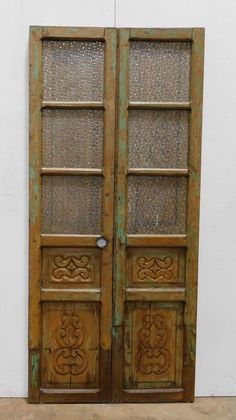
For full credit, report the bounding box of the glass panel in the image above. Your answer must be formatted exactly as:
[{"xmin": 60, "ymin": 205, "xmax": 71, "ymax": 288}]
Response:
[
  {"xmin": 129, "ymin": 42, "xmax": 191, "ymax": 102},
  {"xmin": 127, "ymin": 176, "xmax": 187, "ymax": 234},
  {"xmin": 128, "ymin": 110, "xmax": 189, "ymax": 168},
  {"xmin": 42, "ymin": 109, "xmax": 103, "ymax": 168},
  {"xmin": 43, "ymin": 41, "xmax": 104, "ymax": 101},
  {"xmin": 42, "ymin": 176, "xmax": 102, "ymax": 234}
]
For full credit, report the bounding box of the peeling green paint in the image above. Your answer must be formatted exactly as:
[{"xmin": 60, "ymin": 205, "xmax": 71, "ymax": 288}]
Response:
[{"xmin": 31, "ymin": 353, "xmax": 39, "ymax": 388}]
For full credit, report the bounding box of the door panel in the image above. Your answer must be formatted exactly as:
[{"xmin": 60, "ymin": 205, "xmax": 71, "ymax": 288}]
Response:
[
  {"xmin": 113, "ymin": 28, "xmax": 204, "ymax": 403},
  {"xmin": 29, "ymin": 26, "xmax": 204, "ymax": 403},
  {"xmin": 29, "ymin": 27, "xmax": 116, "ymax": 403},
  {"xmin": 124, "ymin": 302, "xmax": 184, "ymax": 390}
]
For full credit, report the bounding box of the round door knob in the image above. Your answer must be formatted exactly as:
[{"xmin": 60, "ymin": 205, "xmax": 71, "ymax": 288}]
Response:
[{"xmin": 96, "ymin": 237, "xmax": 107, "ymax": 248}]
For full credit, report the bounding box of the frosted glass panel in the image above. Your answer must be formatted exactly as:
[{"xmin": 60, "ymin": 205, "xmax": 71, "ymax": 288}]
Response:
[
  {"xmin": 43, "ymin": 41, "xmax": 104, "ymax": 101},
  {"xmin": 129, "ymin": 42, "xmax": 191, "ymax": 102},
  {"xmin": 42, "ymin": 109, "xmax": 103, "ymax": 168},
  {"xmin": 127, "ymin": 176, "xmax": 187, "ymax": 234},
  {"xmin": 128, "ymin": 110, "xmax": 189, "ymax": 168},
  {"xmin": 42, "ymin": 176, "xmax": 102, "ymax": 234}
]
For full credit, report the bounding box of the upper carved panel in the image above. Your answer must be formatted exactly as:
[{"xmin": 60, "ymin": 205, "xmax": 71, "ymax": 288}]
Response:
[
  {"xmin": 42, "ymin": 248, "xmax": 100, "ymax": 288},
  {"xmin": 52, "ymin": 255, "xmax": 92, "ymax": 283},
  {"xmin": 128, "ymin": 248, "xmax": 185, "ymax": 286},
  {"xmin": 136, "ymin": 255, "xmax": 176, "ymax": 283}
]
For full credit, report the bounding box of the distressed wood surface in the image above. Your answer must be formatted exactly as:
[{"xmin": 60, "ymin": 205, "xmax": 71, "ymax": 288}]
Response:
[
  {"xmin": 129, "ymin": 101, "xmax": 191, "ymax": 110},
  {"xmin": 113, "ymin": 27, "xmax": 204, "ymax": 403},
  {"xmin": 29, "ymin": 26, "xmax": 42, "ymax": 403},
  {"xmin": 112, "ymin": 28, "xmax": 130, "ymax": 402},
  {"xmin": 42, "ymin": 101, "xmax": 104, "ymax": 109},
  {"xmin": 183, "ymin": 28, "xmax": 205, "ymax": 402},
  {"xmin": 29, "ymin": 26, "xmax": 204, "ymax": 404},
  {"xmin": 29, "ymin": 26, "xmax": 116, "ymax": 403}
]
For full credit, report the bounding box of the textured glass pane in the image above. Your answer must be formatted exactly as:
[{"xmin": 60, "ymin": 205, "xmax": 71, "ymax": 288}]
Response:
[
  {"xmin": 42, "ymin": 109, "xmax": 103, "ymax": 168},
  {"xmin": 42, "ymin": 176, "xmax": 102, "ymax": 234},
  {"xmin": 128, "ymin": 110, "xmax": 189, "ymax": 168},
  {"xmin": 129, "ymin": 42, "xmax": 191, "ymax": 102},
  {"xmin": 43, "ymin": 41, "xmax": 104, "ymax": 101},
  {"xmin": 127, "ymin": 176, "xmax": 187, "ymax": 234}
]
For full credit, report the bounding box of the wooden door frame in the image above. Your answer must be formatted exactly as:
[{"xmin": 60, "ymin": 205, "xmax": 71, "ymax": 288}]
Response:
[
  {"xmin": 113, "ymin": 28, "xmax": 204, "ymax": 402},
  {"xmin": 29, "ymin": 26, "xmax": 117, "ymax": 403},
  {"xmin": 29, "ymin": 26, "xmax": 204, "ymax": 403}
]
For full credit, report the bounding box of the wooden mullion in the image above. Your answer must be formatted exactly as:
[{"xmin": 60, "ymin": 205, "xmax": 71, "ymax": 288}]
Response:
[
  {"xmin": 129, "ymin": 101, "xmax": 191, "ymax": 110},
  {"xmin": 183, "ymin": 28, "xmax": 205, "ymax": 402},
  {"xmin": 42, "ymin": 101, "xmax": 104, "ymax": 109},
  {"xmin": 29, "ymin": 26, "xmax": 42, "ymax": 403}
]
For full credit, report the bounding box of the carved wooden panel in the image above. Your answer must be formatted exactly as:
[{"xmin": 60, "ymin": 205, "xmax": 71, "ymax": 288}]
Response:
[
  {"xmin": 127, "ymin": 248, "xmax": 185, "ymax": 287},
  {"xmin": 41, "ymin": 302, "xmax": 100, "ymax": 389},
  {"xmin": 124, "ymin": 302, "xmax": 183, "ymax": 389},
  {"xmin": 42, "ymin": 248, "xmax": 100, "ymax": 288}
]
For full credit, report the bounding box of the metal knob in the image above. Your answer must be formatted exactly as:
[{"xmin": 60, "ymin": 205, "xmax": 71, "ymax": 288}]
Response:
[{"xmin": 96, "ymin": 237, "xmax": 107, "ymax": 249}]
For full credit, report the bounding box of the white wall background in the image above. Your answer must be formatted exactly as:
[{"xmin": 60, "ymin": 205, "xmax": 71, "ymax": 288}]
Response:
[{"xmin": 0, "ymin": 0, "xmax": 236, "ymax": 397}]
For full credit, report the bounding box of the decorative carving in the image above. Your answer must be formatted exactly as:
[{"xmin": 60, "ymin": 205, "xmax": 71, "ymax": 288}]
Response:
[
  {"xmin": 136, "ymin": 255, "xmax": 175, "ymax": 282},
  {"xmin": 51, "ymin": 255, "xmax": 91, "ymax": 282},
  {"xmin": 52, "ymin": 313, "xmax": 88, "ymax": 376},
  {"xmin": 137, "ymin": 313, "xmax": 171, "ymax": 375}
]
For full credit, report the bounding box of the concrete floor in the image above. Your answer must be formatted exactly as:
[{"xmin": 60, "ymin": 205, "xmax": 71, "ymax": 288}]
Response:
[{"xmin": 0, "ymin": 398, "xmax": 235, "ymax": 420}]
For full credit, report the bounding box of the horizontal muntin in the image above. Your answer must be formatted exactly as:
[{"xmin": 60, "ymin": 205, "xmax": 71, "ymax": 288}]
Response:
[
  {"xmin": 128, "ymin": 101, "xmax": 191, "ymax": 110},
  {"xmin": 128, "ymin": 168, "xmax": 189, "ymax": 176},
  {"xmin": 42, "ymin": 101, "xmax": 104, "ymax": 109},
  {"xmin": 41, "ymin": 168, "xmax": 103, "ymax": 176}
]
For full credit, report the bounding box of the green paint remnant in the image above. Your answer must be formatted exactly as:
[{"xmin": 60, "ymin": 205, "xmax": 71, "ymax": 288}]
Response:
[
  {"xmin": 34, "ymin": 184, "xmax": 39, "ymax": 195},
  {"xmin": 31, "ymin": 353, "xmax": 39, "ymax": 388},
  {"xmin": 29, "ymin": 166, "xmax": 36, "ymax": 180},
  {"xmin": 186, "ymin": 325, "xmax": 196, "ymax": 366},
  {"xmin": 33, "ymin": 46, "xmax": 39, "ymax": 81}
]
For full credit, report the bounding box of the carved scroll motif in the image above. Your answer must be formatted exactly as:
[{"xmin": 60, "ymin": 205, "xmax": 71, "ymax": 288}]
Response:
[
  {"xmin": 137, "ymin": 313, "xmax": 171, "ymax": 375},
  {"xmin": 52, "ymin": 313, "xmax": 88, "ymax": 376},
  {"xmin": 136, "ymin": 255, "xmax": 175, "ymax": 282},
  {"xmin": 51, "ymin": 255, "xmax": 91, "ymax": 282}
]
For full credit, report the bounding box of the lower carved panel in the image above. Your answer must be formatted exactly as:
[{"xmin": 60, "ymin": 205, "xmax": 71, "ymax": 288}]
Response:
[
  {"xmin": 41, "ymin": 302, "xmax": 100, "ymax": 389},
  {"xmin": 124, "ymin": 302, "xmax": 183, "ymax": 389}
]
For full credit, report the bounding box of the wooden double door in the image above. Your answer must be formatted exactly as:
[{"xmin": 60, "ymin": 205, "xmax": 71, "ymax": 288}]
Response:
[{"xmin": 29, "ymin": 27, "xmax": 204, "ymax": 403}]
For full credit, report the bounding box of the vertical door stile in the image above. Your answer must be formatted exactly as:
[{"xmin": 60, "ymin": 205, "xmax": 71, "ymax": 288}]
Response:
[
  {"xmin": 112, "ymin": 28, "xmax": 129, "ymax": 403},
  {"xmin": 183, "ymin": 28, "xmax": 204, "ymax": 401},
  {"xmin": 29, "ymin": 26, "xmax": 43, "ymax": 403},
  {"xmin": 100, "ymin": 28, "xmax": 117, "ymax": 401}
]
